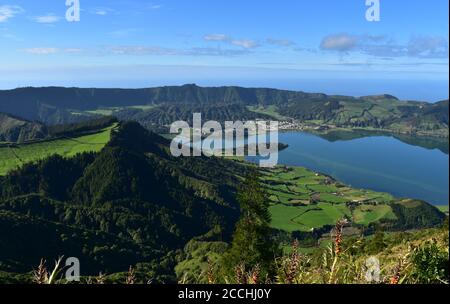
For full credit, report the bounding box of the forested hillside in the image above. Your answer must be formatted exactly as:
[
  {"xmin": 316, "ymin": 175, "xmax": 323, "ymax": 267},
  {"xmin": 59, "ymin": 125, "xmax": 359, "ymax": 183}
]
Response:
[
  {"xmin": 0, "ymin": 85, "xmax": 447, "ymax": 137},
  {"xmin": 0, "ymin": 121, "xmax": 253, "ymax": 281},
  {"xmin": 113, "ymin": 103, "xmax": 271, "ymax": 128}
]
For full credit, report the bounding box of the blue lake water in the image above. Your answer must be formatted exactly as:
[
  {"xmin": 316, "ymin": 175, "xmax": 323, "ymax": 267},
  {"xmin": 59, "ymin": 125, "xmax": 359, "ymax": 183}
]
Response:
[{"xmin": 247, "ymin": 131, "xmax": 449, "ymax": 206}]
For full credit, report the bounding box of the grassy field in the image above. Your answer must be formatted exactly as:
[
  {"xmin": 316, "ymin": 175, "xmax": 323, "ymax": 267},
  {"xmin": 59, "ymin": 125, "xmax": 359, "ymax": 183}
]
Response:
[
  {"xmin": 437, "ymin": 205, "xmax": 449, "ymax": 213},
  {"xmin": 261, "ymin": 166, "xmax": 398, "ymax": 232},
  {"xmin": 247, "ymin": 105, "xmax": 290, "ymax": 120},
  {"xmin": 72, "ymin": 105, "xmax": 156, "ymax": 117},
  {"xmin": 353, "ymin": 204, "xmax": 397, "ymax": 225},
  {"xmin": 0, "ymin": 124, "xmax": 117, "ymax": 175}
]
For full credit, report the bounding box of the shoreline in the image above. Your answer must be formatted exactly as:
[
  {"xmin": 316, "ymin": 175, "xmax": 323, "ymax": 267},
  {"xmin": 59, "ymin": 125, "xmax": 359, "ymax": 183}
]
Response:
[{"xmin": 276, "ymin": 122, "xmax": 449, "ymax": 139}]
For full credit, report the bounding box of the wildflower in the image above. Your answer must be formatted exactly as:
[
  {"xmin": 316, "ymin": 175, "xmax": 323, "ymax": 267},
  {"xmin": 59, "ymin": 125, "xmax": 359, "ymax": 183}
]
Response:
[
  {"xmin": 207, "ymin": 259, "xmax": 215, "ymax": 284},
  {"xmin": 235, "ymin": 263, "xmax": 247, "ymax": 284},
  {"xmin": 285, "ymin": 240, "xmax": 300, "ymax": 284},
  {"xmin": 390, "ymin": 261, "xmax": 402, "ymax": 285},
  {"xmin": 33, "ymin": 259, "xmax": 49, "ymax": 284},
  {"xmin": 249, "ymin": 264, "xmax": 261, "ymax": 284},
  {"xmin": 96, "ymin": 272, "xmax": 106, "ymax": 284},
  {"xmin": 126, "ymin": 265, "xmax": 136, "ymax": 284},
  {"xmin": 334, "ymin": 219, "xmax": 348, "ymax": 255}
]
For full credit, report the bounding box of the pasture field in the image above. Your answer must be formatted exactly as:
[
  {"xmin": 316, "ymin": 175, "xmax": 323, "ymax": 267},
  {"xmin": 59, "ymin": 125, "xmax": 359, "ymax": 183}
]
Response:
[
  {"xmin": 0, "ymin": 124, "xmax": 117, "ymax": 175},
  {"xmin": 247, "ymin": 105, "xmax": 290, "ymax": 121},
  {"xmin": 437, "ymin": 205, "xmax": 449, "ymax": 213},
  {"xmin": 261, "ymin": 166, "xmax": 398, "ymax": 232},
  {"xmin": 72, "ymin": 105, "xmax": 157, "ymax": 117},
  {"xmin": 353, "ymin": 204, "xmax": 397, "ymax": 225}
]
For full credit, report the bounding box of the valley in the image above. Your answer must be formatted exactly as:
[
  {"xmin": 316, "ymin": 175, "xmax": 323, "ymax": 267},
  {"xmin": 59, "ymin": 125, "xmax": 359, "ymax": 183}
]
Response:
[{"xmin": 0, "ymin": 85, "xmax": 448, "ymax": 284}]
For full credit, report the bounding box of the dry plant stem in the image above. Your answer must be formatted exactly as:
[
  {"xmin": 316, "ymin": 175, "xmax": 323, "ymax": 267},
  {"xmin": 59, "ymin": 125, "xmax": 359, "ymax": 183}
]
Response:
[
  {"xmin": 126, "ymin": 265, "xmax": 136, "ymax": 284},
  {"xmin": 285, "ymin": 240, "xmax": 300, "ymax": 284},
  {"xmin": 235, "ymin": 263, "xmax": 247, "ymax": 284},
  {"xmin": 47, "ymin": 257, "xmax": 63, "ymax": 284},
  {"xmin": 207, "ymin": 258, "xmax": 215, "ymax": 284},
  {"xmin": 249, "ymin": 264, "xmax": 260, "ymax": 284},
  {"xmin": 33, "ymin": 259, "xmax": 48, "ymax": 284},
  {"xmin": 328, "ymin": 218, "xmax": 348, "ymax": 284}
]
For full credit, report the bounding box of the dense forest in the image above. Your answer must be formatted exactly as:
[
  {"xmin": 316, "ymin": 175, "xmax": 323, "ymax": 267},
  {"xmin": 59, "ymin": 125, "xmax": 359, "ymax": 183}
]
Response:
[
  {"xmin": 114, "ymin": 103, "xmax": 271, "ymax": 128},
  {"xmin": 0, "ymin": 121, "xmax": 255, "ymax": 281}
]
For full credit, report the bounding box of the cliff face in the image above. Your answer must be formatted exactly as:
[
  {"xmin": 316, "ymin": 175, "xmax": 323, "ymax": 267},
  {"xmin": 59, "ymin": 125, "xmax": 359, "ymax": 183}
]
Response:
[{"xmin": 0, "ymin": 112, "xmax": 48, "ymax": 143}]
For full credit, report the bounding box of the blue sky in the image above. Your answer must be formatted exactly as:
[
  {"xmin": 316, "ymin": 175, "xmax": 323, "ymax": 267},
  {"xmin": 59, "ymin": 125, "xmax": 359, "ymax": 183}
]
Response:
[{"xmin": 0, "ymin": 0, "xmax": 448, "ymax": 100}]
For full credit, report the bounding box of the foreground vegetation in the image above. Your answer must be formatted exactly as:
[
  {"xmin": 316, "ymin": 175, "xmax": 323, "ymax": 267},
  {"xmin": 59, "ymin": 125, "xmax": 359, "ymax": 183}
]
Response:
[
  {"xmin": 3, "ymin": 175, "xmax": 447, "ymax": 285},
  {"xmin": 176, "ymin": 173, "xmax": 448, "ymax": 284},
  {"xmin": 176, "ymin": 221, "xmax": 449, "ymax": 285},
  {"xmin": 0, "ymin": 124, "xmax": 116, "ymax": 175}
]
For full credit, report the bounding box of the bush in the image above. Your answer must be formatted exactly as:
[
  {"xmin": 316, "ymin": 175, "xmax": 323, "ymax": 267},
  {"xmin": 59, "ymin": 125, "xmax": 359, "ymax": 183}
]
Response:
[{"xmin": 411, "ymin": 241, "xmax": 449, "ymax": 284}]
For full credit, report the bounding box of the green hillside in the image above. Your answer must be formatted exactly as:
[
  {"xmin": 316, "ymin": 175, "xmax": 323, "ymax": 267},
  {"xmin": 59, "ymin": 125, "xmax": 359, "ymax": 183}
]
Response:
[
  {"xmin": 0, "ymin": 85, "xmax": 447, "ymax": 137},
  {"xmin": 0, "ymin": 122, "xmax": 248, "ymax": 280},
  {"xmin": 0, "ymin": 124, "xmax": 117, "ymax": 176},
  {"xmin": 248, "ymin": 98, "xmax": 449, "ymax": 137}
]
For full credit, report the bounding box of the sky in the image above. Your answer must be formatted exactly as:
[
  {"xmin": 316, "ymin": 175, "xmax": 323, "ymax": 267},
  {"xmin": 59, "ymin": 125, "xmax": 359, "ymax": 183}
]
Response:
[{"xmin": 0, "ymin": 0, "xmax": 448, "ymax": 101}]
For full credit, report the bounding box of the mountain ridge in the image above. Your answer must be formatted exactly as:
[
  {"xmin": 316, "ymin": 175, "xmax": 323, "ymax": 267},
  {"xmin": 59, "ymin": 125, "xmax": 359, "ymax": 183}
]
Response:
[
  {"xmin": 0, "ymin": 121, "xmax": 246, "ymax": 279},
  {"xmin": 1, "ymin": 85, "xmax": 447, "ymax": 138}
]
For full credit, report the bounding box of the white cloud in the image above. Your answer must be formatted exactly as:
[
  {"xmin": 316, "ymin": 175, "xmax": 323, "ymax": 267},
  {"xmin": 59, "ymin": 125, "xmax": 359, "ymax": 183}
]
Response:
[
  {"xmin": 94, "ymin": 9, "xmax": 108, "ymax": 16},
  {"xmin": 23, "ymin": 48, "xmax": 83, "ymax": 55},
  {"xmin": 320, "ymin": 34, "xmax": 359, "ymax": 52},
  {"xmin": 24, "ymin": 47, "xmax": 85, "ymax": 55},
  {"xmin": 266, "ymin": 38, "xmax": 295, "ymax": 47},
  {"xmin": 320, "ymin": 33, "xmax": 449, "ymax": 59},
  {"xmin": 205, "ymin": 34, "xmax": 295, "ymax": 49},
  {"xmin": 107, "ymin": 46, "xmax": 178, "ymax": 56},
  {"xmin": 33, "ymin": 14, "xmax": 61, "ymax": 24},
  {"xmin": 104, "ymin": 45, "xmax": 249, "ymax": 57},
  {"xmin": 204, "ymin": 34, "xmax": 230, "ymax": 42},
  {"xmin": 20, "ymin": 44, "xmax": 250, "ymax": 58},
  {"xmin": 64, "ymin": 48, "xmax": 83, "ymax": 53},
  {"xmin": 407, "ymin": 36, "xmax": 449, "ymax": 59},
  {"xmin": 0, "ymin": 5, "xmax": 23, "ymax": 22},
  {"xmin": 147, "ymin": 4, "xmax": 162, "ymax": 10},
  {"xmin": 186, "ymin": 47, "xmax": 250, "ymax": 57},
  {"xmin": 24, "ymin": 48, "xmax": 59, "ymax": 55},
  {"xmin": 204, "ymin": 34, "xmax": 259, "ymax": 49},
  {"xmin": 231, "ymin": 39, "xmax": 259, "ymax": 49},
  {"xmin": 91, "ymin": 7, "xmax": 116, "ymax": 16}
]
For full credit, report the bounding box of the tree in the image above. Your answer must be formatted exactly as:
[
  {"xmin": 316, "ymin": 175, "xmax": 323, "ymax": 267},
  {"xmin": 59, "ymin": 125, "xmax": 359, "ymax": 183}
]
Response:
[{"xmin": 220, "ymin": 171, "xmax": 279, "ymax": 282}]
